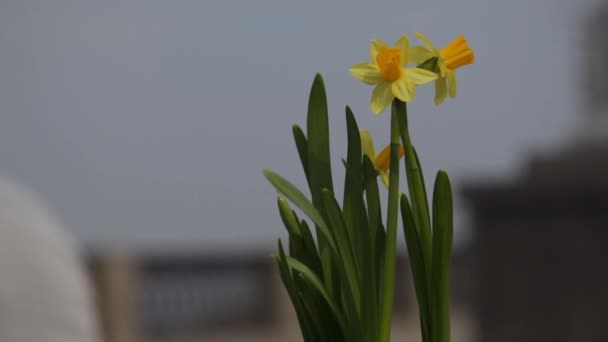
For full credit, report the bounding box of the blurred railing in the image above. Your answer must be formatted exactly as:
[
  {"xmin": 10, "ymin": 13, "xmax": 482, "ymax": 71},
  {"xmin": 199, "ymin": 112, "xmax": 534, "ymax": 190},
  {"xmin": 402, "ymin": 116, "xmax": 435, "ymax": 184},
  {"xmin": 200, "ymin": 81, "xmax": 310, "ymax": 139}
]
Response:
[{"xmin": 86, "ymin": 251, "xmax": 475, "ymax": 342}]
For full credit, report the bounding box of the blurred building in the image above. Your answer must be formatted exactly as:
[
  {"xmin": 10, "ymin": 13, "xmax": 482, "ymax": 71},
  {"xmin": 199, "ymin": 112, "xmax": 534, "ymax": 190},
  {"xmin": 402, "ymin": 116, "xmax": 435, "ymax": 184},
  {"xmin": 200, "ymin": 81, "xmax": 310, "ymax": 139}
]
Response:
[
  {"xmin": 465, "ymin": 148, "xmax": 608, "ymax": 342},
  {"xmin": 87, "ymin": 252, "xmax": 477, "ymax": 342},
  {"xmin": 464, "ymin": 3, "xmax": 608, "ymax": 342}
]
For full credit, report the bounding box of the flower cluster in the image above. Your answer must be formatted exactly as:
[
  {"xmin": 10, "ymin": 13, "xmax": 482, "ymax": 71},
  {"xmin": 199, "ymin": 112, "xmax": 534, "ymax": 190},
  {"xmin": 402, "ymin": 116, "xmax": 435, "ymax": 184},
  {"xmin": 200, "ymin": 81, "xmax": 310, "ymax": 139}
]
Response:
[
  {"xmin": 266, "ymin": 30, "xmax": 474, "ymax": 342},
  {"xmin": 350, "ymin": 33, "xmax": 475, "ymax": 113}
]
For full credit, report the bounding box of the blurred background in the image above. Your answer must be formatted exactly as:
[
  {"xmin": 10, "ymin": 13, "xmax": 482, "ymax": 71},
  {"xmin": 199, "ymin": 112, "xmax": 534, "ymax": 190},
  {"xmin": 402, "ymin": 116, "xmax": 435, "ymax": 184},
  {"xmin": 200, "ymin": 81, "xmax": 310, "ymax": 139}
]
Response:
[{"xmin": 0, "ymin": 0, "xmax": 607, "ymax": 341}]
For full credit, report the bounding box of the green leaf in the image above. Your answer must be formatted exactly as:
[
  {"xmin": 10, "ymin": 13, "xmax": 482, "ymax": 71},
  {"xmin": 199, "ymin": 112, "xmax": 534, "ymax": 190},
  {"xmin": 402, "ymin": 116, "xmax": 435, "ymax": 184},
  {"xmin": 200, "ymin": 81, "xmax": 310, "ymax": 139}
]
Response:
[
  {"xmin": 363, "ymin": 155, "xmax": 382, "ymax": 241},
  {"xmin": 398, "ymin": 109, "xmax": 433, "ymax": 274},
  {"xmin": 285, "ymin": 256, "xmax": 347, "ymax": 332},
  {"xmin": 431, "ymin": 170, "xmax": 454, "ymax": 342},
  {"xmin": 293, "ymin": 273, "xmax": 338, "ymax": 342},
  {"xmin": 321, "ymin": 188, "xmax": 361, "ymax": 317},
  {"xmin": 342, "ymin": 106, "xmax": 364, "ymax": 268},
  {"xmin": 278, "ymin": 197, "xmax": 302, "ymax": 237},
  {"xmin": 305, "ymin": 74, "xmax": 336, "ymax": 300},
  {"xmin": 363, "ymin": 155, "xmax": 385, "ymax": 316},
  {"xmin": 278, "ymin": 198, "xmax": 320, "ymax": 275},
  {"xmin": 274, "ymin": 240, "xmax": 319, "ymax": 342},
  {"xmin": 344, "ymin": 107, "xmax": 377, "ymax": 341},
  {"xmin": 401, "ymin": 194, "xmax": 431, "ymax": 342},
  {"xmin": 374, "ymin": 223, "xmax": 386, "ymax": 312},
  {"xmin": 413, "ymin": 147, "xmax": 431, "ymax": 230},
  {"xmin": 264, "ymin": 170, "xmax": 338, "ymax": 255},
  {"xmin": 293, "ymin": 124, "xmax": 310, "ymax": 185},
  {"xmin": 306, "ymin": 73, "xmax": 334, "ymax": 204},
  {"xmin": 298, "ymin": 219, "xmax": 323, "ymax": 276}
]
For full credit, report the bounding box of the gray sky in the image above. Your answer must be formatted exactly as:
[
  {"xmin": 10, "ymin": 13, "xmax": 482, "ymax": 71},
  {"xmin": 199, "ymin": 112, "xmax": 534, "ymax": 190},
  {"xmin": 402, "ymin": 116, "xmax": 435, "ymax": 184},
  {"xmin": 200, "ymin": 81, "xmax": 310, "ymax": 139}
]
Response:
[{"xmin": 0, "ymin": 0, "xmax": 595, "ymax": 253}]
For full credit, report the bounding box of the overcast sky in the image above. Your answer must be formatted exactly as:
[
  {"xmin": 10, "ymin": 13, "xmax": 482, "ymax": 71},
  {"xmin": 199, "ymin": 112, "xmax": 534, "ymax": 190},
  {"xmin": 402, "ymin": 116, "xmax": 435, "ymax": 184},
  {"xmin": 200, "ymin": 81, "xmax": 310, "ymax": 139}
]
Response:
[{"xmin": 0, "ymin": 0, "xmax": 598, "ymax": 253}]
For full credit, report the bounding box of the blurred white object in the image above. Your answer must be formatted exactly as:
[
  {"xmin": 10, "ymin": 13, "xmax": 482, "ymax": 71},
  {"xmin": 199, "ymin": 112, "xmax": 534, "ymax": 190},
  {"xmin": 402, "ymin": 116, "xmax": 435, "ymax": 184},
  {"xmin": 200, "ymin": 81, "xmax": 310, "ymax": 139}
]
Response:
[{"xmin": 0, "ymin": 178, "xmax": 99, "ymax": 342}]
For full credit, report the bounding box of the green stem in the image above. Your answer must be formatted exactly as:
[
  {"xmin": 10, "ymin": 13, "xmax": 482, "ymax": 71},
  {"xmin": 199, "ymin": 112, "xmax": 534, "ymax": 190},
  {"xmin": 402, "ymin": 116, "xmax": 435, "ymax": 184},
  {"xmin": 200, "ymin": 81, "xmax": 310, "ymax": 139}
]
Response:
[{"xmin": 378, "ymin": 99, "xmax": 403, "ymax": 342}]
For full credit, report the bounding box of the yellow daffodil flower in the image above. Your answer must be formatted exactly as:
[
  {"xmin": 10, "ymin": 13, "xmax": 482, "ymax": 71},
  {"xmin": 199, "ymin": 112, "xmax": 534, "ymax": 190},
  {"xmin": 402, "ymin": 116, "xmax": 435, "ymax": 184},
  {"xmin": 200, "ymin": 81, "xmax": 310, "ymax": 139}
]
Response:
[
  {"xmin": 410, "ymin": 33, "xmax": 475, "ymax": 105},
  {"xmin": 350, "ymin": 34, "xmax": 438, "ymax": 114},
  {"xmin": 360, "ymin": 130, "xmax": 405, "ymax": 188}
]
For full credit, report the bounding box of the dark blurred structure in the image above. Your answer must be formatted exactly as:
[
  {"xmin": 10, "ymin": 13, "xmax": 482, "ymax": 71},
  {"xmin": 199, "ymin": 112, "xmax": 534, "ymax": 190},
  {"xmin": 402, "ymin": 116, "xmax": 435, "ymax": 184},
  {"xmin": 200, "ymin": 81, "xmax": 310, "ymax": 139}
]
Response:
[
  {"xmin": 88, "ymin": 253, "xmax": 276, "ymax": 342},
  {"xmin": 464, "ymin": 145, "xmax": 608, "ymax": 342},
  {"xmin": 464, "ymin": 4, "xmax": 608, "ymax": 341},
  {"xmin": 584, "ymin": 1, "xmax": 608, "ymax": 118},
  {"xmin": 87, "ymin": 252, "xmax": 475, "ymax": 342},
  {"xmin": 137, "ymin": 255, "xmax": 275, "ymax": 335}
]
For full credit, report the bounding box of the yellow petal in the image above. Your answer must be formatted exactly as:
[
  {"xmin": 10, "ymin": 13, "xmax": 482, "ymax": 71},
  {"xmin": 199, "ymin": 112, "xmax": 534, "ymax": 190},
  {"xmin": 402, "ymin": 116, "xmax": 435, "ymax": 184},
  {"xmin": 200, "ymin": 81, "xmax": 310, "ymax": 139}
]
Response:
[
  {"xmin": 394, "ymin": 34, "xmax": 410, "ymax": 66},
  {"xmin": 380, "ymin": 172, "xmax": 389, "ymax": 189},
  {"xmin": 415, "ymin": 32, "xmax": 439, "ymax": 54},
  {"xmin": 410, "ymin": 46, "xmax": 434, "ymax": 64},
  {"xmin": 391, "ymin": 78, "xmax": 413, "ymax": 102},
  {"xmin": 447, "ymin": 70, "xmax": 457, "ymax": 98},
  {"xmin": 371, "ymin": 82, "xmax": 394, "ymax": 114},
  {"xmin": 359, "ymin": 129, "xmax": 377, "ymax": 160},
  {"xmin": 370, "ymin": 39, "xmax": 388, "ymax": 62},
  {"xmin": 441, "ymin": 36, "xmax": 475, "ymax": 70},
  {"xmin": 350, "ymin": 63, "xmax": 383, "ymax": 85},
  {"xmin": 377, "ymin": 144, "xmax": 406, "ymax": 189},
  {"xmin": 375, "ymin": 144, "xmax": 406, "ymax": 171},
  {"xmin": 434, "ymin": 78, "xmax": 447, "ymax": 105},
  {"xmin": 407, "ymin": 81, "xmax": 417, "ymax": 100},
  {"xmin": 405, "ymin": 68, "xmax": 438, "ymax": 85}
]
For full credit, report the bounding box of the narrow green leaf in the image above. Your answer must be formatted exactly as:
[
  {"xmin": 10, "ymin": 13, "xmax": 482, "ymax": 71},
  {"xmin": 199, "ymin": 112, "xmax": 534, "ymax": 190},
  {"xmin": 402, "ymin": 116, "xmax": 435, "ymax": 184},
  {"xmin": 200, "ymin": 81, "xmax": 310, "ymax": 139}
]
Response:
[
  {"xmin": 431, "ymin": 171, "xmax": 454, "ymax": 342},
  {"xmin": 374, "ymin": 222, "xmax": 386, "ymax": 315},
  {"xmin": 306, "ymin": 73, "xmax": 334, "ymax": 204},
  {"xmin": 340, "ymin": 284, "xmax": 361, "ymax": 342},
  {"xmin": 278, "ymin": 197, "xmax": 322, "ymax": 276},
  {"xmin": 413, "ymin": 147, "xmax": 431, "ymax": 229},
  {"xmin": 285, "ymin": 256, "xmax": 347, "ymax": 332},
  {"xmin": 293, "ymin": 124, "xmax": 310, "ymax": 185},
  {"xmin": 277, "ymin": 197, "xmax": 308, "ymax": 265},
  {"xmin": 363, "ymin": 155, "xmax": 385, "ymax": 318},
  {"xmin": 363, "ymin": 155, "xmax": 382, "ymax": 241},
  {"xmin": 397, "ymin": 108, "xmax": 433, "ymax": 274},
  {"xmin": 275, "ymin": 240, "xmax": 318, "ymax": 342},
  {"xmin": 343, "ymin": 106, "xmax": 377, "ymax": 334},
  {"xmin": 401, "ymin": 194, "xmax": 432, "ymax": 342},
  {"xmin": 342, "ymin": 106, "xmax": 364, "ymax": 269},
  {"xmin": 287, "ymin": 237, "xmax": 341, "ymax": 341},
  {"xmin": 278, "ymin": 197, "xmax": 302, "ymax": 237},
  {"xmin": 305, "ymin": 74, "xmax": 336, "ymax": 300},
  {"xmin": 343, "ymin": 106, "xmax": 362, "ymax": 187},
  {"xmin": 298, "ymin": 219, "xmax": 323, "ymax": 276},
  {"xmin": 294, "ymin": 273, "xmax": 338, "ymax": 342},
  {"xmin": 321, "ymin": 188, "xmax": 361, "ymax": 316},
  {"xmin": 266, "ymin": 172, "xmax": 339, "ymax": 299},
  {"xmin": 360, "ymin": 154, "xmax": 380, "ymax": 340},
  {"xmin": 263, "ymin": 169, "xmax": 338, "ymax": 254}
]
